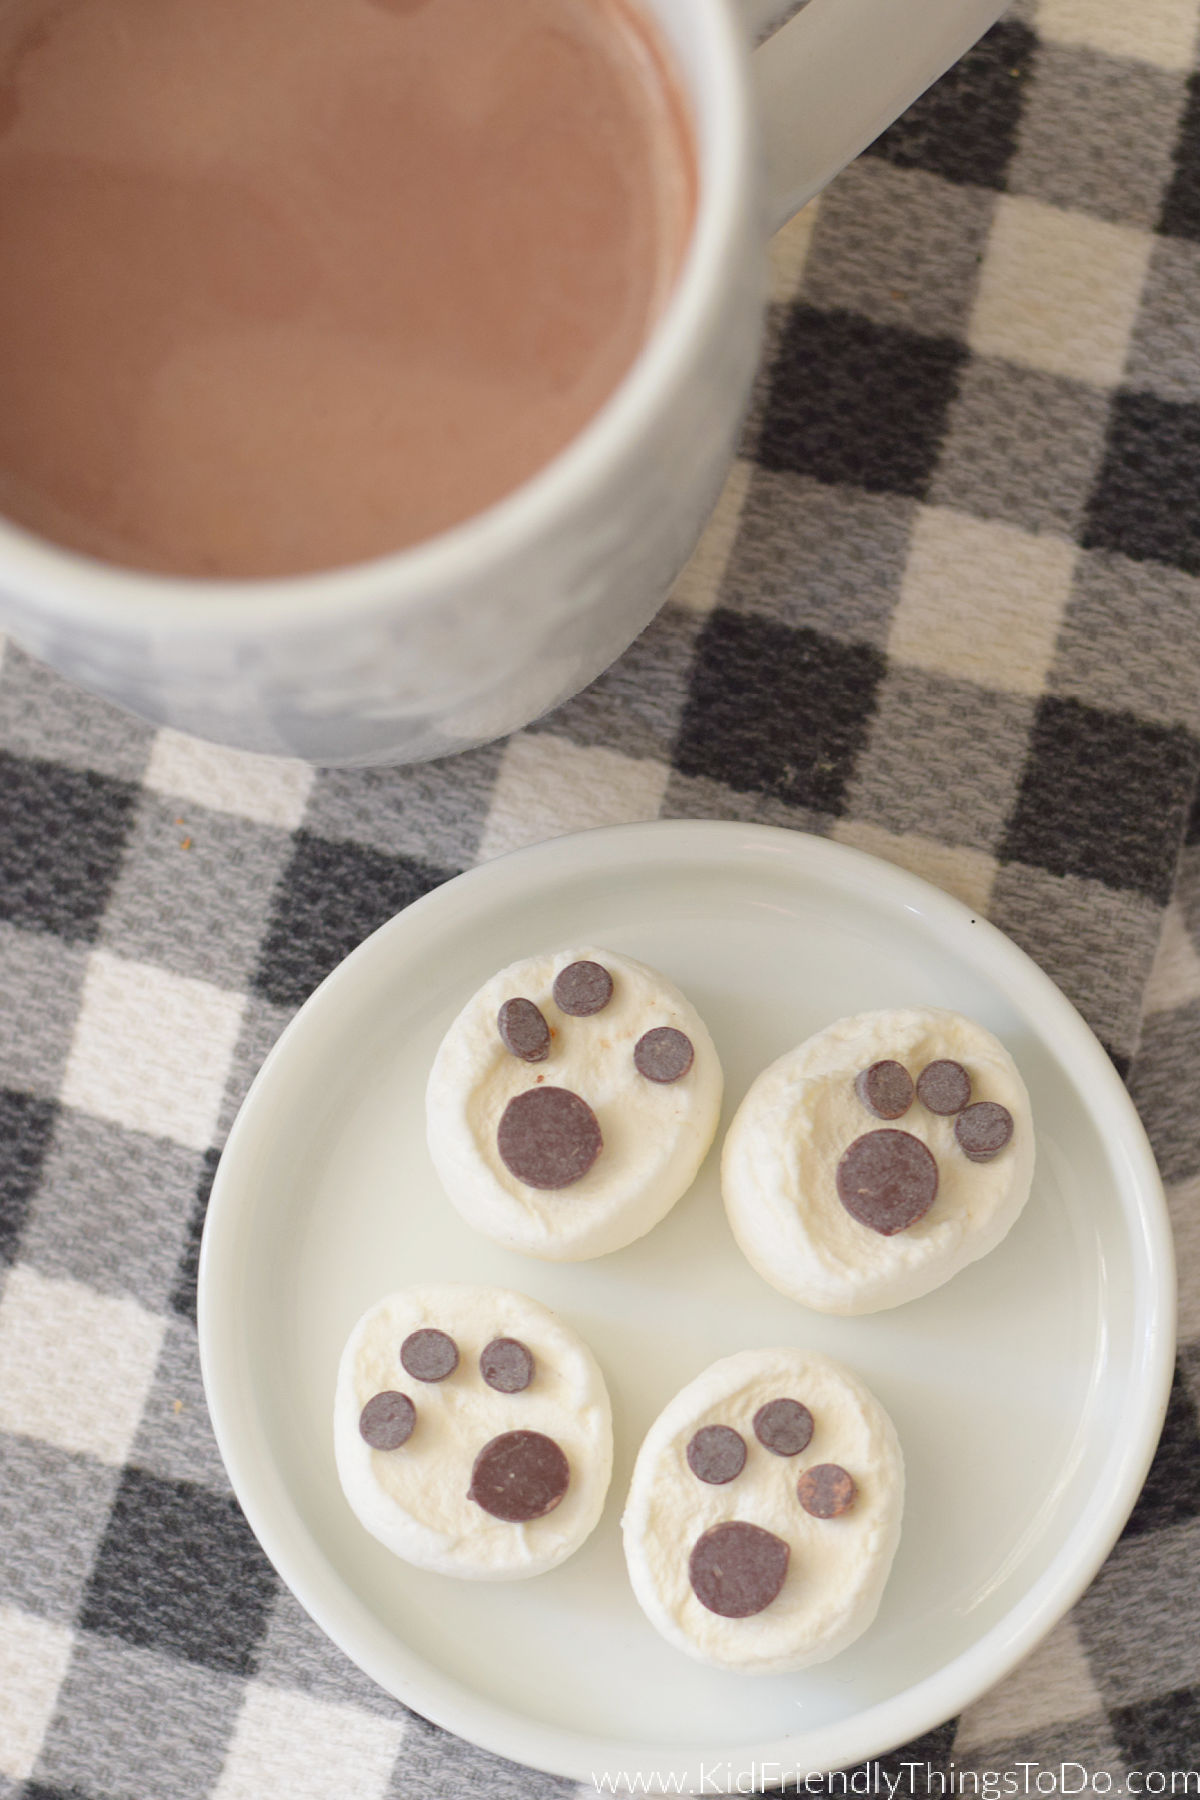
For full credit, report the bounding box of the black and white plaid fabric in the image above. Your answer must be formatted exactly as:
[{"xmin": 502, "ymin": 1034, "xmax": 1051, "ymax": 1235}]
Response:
[{"xmin": 3, "ymin": 1, "xmax": 1200, "ymax": 1793}]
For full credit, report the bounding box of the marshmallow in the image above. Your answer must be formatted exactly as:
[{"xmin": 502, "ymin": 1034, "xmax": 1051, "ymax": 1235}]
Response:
[
  {"xmin": 334, "ymin": 1284, "xmax": 612, "ymax": 1579},
  {"xmin": 622, "ymin": 1347, "xmax": 904, "ymax": 1672},
  {"xmin": 722, "ymin": 1007, "xmax": 1035, "ymax": 1314},
  {"xmin": 426, "ymin": 947, "xmax": 723, "ymax": 1260}
]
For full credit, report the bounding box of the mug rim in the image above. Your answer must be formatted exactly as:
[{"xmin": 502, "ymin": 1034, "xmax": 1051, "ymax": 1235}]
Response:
[{"xmin": 0, "ymin": 0, "xmax": 757, "ymax": 635}]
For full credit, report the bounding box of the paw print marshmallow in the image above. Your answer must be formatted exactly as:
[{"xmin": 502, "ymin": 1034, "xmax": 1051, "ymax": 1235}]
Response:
[
  {"xmin": 721, "ymin": 1006, "xmax": 1035, "ymax": 1314},
  {"xmin": 426, "ymin": 948, "xmax": 723, "ymax": 1260},
  {"xmin": 334, "ymin": 1284, "xmax": 612, "ymax": 1578},
  {"xmin": 622, "ymin": 1347, "xmax": 904, "ymax": 1672}
]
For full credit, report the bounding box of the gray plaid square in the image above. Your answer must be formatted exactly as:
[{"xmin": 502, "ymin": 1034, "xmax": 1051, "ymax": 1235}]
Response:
[
  {"xmin": 1177, "ymin": 841, "xmax": 1200, "ymax": 953},
  {"xmin": 18, "ymin": 1113, "xmax": 202, "ymax": 1310},
  {"xmin": 721, "ymin": 470, "xmax": 915, "ymax": 650},
  {"xmin": 36, "ymin": 1636, "xmax": 243, "ymax": 1800},
  {"xmin": 1008, "ymin": 44, "xmax": 1184, "ymax": 228},
  {"xmin": 798, "ymin": 159, "xmax": 996, "ymax": 342},
  {"xmin": 989, "ymin": 863, "xmax": 1164, "ymax": 1057},
  {"xmin": 214, "ymin": 993, "xmax": 299, "ymax": 1143},
  {"xmin": 662, "ymin": 768, "xmax": 827, "ymax": 833},
  {"xmin": 0, "ymin": 1436, "xmax": 119, "ymax": 1624},
  {"xmin": 255, "ymin": 1588, "xmax": 413, "ymax": 1717},
  {"xmin": 128, "ymin": 1316, "xmax": 233, "ymax": 1491},
  {"xmin": 306, "ymin": 742, "xmax": 505, "ymax": 866},
  {"xmin": 1125, "ymin": 236, "xmax": 1200, "ymax": 405},
  {"xmin": 1183, "ymin": 1337, "xmax": 1200, "ymax": 1420},
  {"xmin": 929, "ymin": 357, "xmax": 1112, "ymax": 538},
  {"xmin": 98, "ymin": 794, "xmax": 295, "ymax": 991},
  {"xmin": 1050, "ymin": 550, "xmax": 1200, "ymax": 732},
  {"xmin": 0, "ymin": 925, "xmax": 91, "ymax": 1102},
  {"xmin": 952, "ymin": 1717, "xmax": 1128, "ymax": 1788},
  {"xmin": 955, "ymin": 1618, "xmax": 1105, "ymax": 1753},
  {"xmin": 387, "ymin": 1709, "xmax": 574, "ymax": 1800},
  {"xmin": 844, "ymin": 670, "xmax": 1035, "ymax": 853},
  {"xmin": 0, "ymin": 646, "xmax": 154, "ymax": 784},
  {"xmin": 1072, "ymin": 1518, "xmax": 1200, "ymax": 1708},
  {"xmin": 1128, "ymin": 999, "xmax": 1200, "ymax": 1184},
  {"xmin": 517, "ymin": 603, "xmax": 696, "ymax": 761}
]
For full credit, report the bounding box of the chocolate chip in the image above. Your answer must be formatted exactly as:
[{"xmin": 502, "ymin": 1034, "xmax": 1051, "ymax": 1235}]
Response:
[
  {"xmin": 496, "ymin": 1086, "xmax": 602, "ymax": 1188},
  {"xmin": 955, "ymin": 1100, "xmax": 1014, "ymax": 1162},
  {"xmin": 688, "ymin": 1521, "xmax": 789, "ymax": 1618},
  {"xmin": 836, "ymin": 1129, "xmax": 938, "ymax": 1235},
  {"xmin": 855, "ymin": 1060, "xmax": 914, "ymax": 1120},
  {"xmin": 753, "ymin": 1398, "xmax": 814, "ymax": 1457},
  {"xmin": 358, "ymin": 1390, "xmax": 415, "ymax": 1450},
  {"xmin": 480, "ymin": 1337, "xmax": 534, "ymax": 1393},
  {"xmin": 686, "ymin": 1424, "xmax": 747, "ymax": 1484},
  {"xmin": 467, "ymin": 1429, "xmax": 569, "ymax": 1522},
  {"xmin": 797, "ymin": 1463, "xmax": 857, "ymax": 1518},
  {"xmin": 497, "ymin": 997, "xmax": 550, "ymax": 1063},
  {"xmin": 400, "ymin": 1328, "xmax": 459, "ymax": 1382},
  {"xmin": 552, "ymin": 960, "xmax": 613, "ymax": 1016},
  {"xmin": 633, "ymin": 1026, "xmax": 694, "ymax": 1083},
  {"xmin": 917, "ymin": 1059, "xmax": 971, "ymax": 1114}
]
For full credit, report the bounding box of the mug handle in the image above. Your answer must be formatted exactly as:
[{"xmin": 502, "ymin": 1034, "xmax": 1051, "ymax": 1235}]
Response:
[{"xmin": 746, "ymin": 0, "xmax": 1012, "ymax": 229}]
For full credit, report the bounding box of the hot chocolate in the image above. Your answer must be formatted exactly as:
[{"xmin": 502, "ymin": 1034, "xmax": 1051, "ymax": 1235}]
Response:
[{"xmin": 0, "ymin": 0, "xmax": 695, "ymax": 577}]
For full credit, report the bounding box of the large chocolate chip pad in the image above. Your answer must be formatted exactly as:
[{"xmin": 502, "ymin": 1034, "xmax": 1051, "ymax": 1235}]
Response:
[
  {"xmin": 496, "ymin": 1086, "xmax": 603, "ymax": 1188},
  {"xmin": 836, "ymin": 1129, "xmax": 938, "ymax": 1235},
  {"xmin": 468, "ymin": 1429, "xmax": 570, "ymax": 1522},
  {"xmin": 688, "ymin": 1521, "xmax": 790, "ymax": 1618}
]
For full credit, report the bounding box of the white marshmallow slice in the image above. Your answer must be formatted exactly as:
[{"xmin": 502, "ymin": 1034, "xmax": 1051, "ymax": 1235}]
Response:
[
  {"xmin": 334, "ymin": 1283, "xmax": 612, "ymax": 1579},
  {"xmin": 623, "ymin": 1347, "xmax": 904, "ymax": 1673},
  {"xmin": 426, "ymin": 947, "xmax": 723, "ymax": 1260},
  {"xmin": 722, "ymin": 1007, "xmax": 1035, "ymax": 1315}
]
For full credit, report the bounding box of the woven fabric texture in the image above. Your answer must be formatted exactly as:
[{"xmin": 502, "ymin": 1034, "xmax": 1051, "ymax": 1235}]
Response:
[{"xmin": 2, "ymin": 1, "xmax": 1200, "ymax": 1794}]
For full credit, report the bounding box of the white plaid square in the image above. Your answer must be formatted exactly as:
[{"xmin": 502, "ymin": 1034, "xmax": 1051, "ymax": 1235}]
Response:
[
  {"xmin": 0, "ymin": 1264, "xmax": 164, "ymax": 1465},
  {"xmin": 144, "ymin": 729, "xmax": 315, "ymax": 831},
  {"xmin": 670, "ymin": 457, "xmax": 754, "ymax": 616},
  {"xmin": 0, "ymin": 1602, "xmax": 74, "ymax": 1780},
  {"xmin": 830, "ymin": 821, "xmax": 997, "ymax": 914},
  {"xmin": 476, "ymin": 733, "xmax": 668, "ymax": 862},
  {"xmin": 1145, "ymin": 899, "xmax": 1200, "ymax": 1015},
  {"xmin": 768, "ymin": 197, "xmax": 821, "ymax": 303},
  {"xmin": 1036, "ymin": 0, "xmax": 1200, "ymax": 71},
  {"xmin": 969, "ymin": 195, "xmax": 1152, "ymax": 388},
  {"xmin": 890, "ymin": 507, "xmax": 1077, "ymax": 698},
  {"xmin": 1168, "ymin": 1172, "xmax": 1200, "ymax": 1344},
  {"xmin": 60, "ymin": 949, "xmax": 244, "ymax": 1150},
  {"xmin": 212, "ymin": 1682, "xmax": 405, "ymax": 1800}
]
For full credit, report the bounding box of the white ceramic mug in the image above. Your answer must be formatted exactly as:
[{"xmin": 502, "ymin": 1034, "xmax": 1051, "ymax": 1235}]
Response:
[{"xmin": 0, "ymin": 0, "xmax": 1006, "ymax": 766}]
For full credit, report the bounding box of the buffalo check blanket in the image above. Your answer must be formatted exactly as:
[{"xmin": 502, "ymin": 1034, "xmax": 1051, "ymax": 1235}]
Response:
[{"xmin": 3, "ymin": 2, "xmax": 1200, "ymax": 1794}]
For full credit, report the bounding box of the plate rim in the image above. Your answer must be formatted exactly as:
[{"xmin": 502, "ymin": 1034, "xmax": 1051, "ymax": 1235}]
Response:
[{"xmin": 198, "ymin": 819, "xmax": 1176, "ymax": 1789}]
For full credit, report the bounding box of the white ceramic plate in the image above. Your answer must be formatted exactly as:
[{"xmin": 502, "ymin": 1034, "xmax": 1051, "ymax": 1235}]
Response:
[{"xmin": 198, "ymin": 821, "xmax": 1174, "ymax": 1793}]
